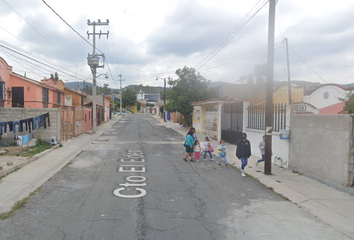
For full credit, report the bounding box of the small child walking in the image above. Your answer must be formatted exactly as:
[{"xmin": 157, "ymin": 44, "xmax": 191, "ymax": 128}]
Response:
[
  {"xmin": 255, "ymin": 135, "xmax": 265, "ymax": 166},
  {"xmin": 203, "ymin": 137, "xmax": 214, "ymax": 161},
  {"xmin": 218, "ymin": 140, "xmax": 228, "ymax": 168},
  {"xmin": 236, "ymin": 133, "xmax": 251, "ymax": 177},
  {"xmin": 194, "ymin": 140, "xmax": 201, "ymax": 162}
]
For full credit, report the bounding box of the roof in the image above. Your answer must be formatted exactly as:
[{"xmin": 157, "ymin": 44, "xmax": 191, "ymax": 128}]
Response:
[
  {"xmin": 319, "ymin": 102, "xmax": 345, "ymax": 114},
  {"xmin": 10, "ymin": 72, "xmax": 65, "ymax": 93},
  {"xmin": 64, "ymin": 87, "xmax": 87, "ymax": 97},
  {"xmin": 192, "ymin": 96, "xmax": 240, "ymax": 106},
  {"xmin": 304, "ymin": 84, "xmax": 349, "ymax": 96}
]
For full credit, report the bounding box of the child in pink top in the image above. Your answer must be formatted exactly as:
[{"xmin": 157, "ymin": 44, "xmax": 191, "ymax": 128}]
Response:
[{"xmin": 194, "ymin": 140, "xmax": 201, "ymax": 162}]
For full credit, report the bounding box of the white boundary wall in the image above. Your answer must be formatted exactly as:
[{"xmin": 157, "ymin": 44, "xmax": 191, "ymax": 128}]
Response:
[{"xmin": 243, "ymin": 102, "xmax": 290, "ymax": 168}]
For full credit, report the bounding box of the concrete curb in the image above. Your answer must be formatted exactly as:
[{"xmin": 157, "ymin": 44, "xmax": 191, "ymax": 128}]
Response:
[{"xmin": 0, "ymin": 146, "xmax": 58, "ymax": 178}]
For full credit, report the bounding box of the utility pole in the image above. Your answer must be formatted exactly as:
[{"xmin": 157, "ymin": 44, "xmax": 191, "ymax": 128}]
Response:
[
  {"xmin": 264, "ymin": 0, "xmax": 276, "ymax": 175},
  {"xmin": 87, "ymin": 19, "xmax": 109, "ymax": 134},
  {"xmin": 118, "ymin": 74, "xmax": 125, "ymax": 115},
  {"xmin": 284, "ymin": 38, "xmax": 292, "ymax": 105}
]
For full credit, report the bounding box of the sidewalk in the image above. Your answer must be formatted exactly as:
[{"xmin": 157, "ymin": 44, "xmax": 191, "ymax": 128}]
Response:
[
  {"xmin": 0, "ymin": 116, "xmax": 121, "ymax": 214},
  {"xmin": 153, "ymin": 114, "xmax": 354, "ymax": 237}
]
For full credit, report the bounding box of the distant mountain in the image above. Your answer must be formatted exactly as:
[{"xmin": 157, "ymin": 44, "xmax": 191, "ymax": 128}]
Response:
[
  {"xmin": 64, "ymin": 82, "xmax": 165, "ymax": 94},
  {"xmin": 65, "ymin": 81, "xmax": 92, "ymax": 90}
]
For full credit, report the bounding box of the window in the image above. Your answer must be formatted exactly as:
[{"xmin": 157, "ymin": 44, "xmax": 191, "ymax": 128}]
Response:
[
  {"xmin": 323, "ymin": 92, "xmax": 329, "ymax": 99},
  {"xmin": 43, "ymin": 88, "xmax": 49, "ymax": 103},
  {"xmin": 0, "ymin": 81, "xmax": 4, "ymax": 100},
  {"xmin": 57, "ymin": 92, "xmax": 62, "ymax": 104}
]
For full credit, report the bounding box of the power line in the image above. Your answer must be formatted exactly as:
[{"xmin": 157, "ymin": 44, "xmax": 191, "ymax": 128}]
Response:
[
  {"xmin": 196, "ymin": 0, "xmax": 269, "ymax": 70},
  {"xmin": 0, "ymin": 37, "xmax": 87, "ymax": 79},
  {"xmin": 194, "ymin": 0, "xmax": 268, "ymax": 69},
  {"xmin": 42, "ymin": 1, "xmax": 148, "ymax": 76},
  {"xmin": 2, "ymin": 0, "xmax": 76, "ymax": 65},
  {"xmin": 41, "ymin": 0, "xmax": 100, "ymax": 53},
  {"xmin": 0, "ymin": 43, "xmax": 87, "ymax": 81},
  {"xmin": 288, "ymin": 45, "xmax": 346, "ymax": 97}
]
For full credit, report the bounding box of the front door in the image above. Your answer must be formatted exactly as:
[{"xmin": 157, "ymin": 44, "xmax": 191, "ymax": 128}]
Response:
[{"xmin": 12, "ymin": 87, "xmax": 24, "ymax": 107}]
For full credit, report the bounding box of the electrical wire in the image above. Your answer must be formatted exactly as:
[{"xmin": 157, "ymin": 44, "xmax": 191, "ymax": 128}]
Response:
[
  {"xmin": 288, "ymin": 45, "xmax": 347, "ymax": 97},
  {"xmin": 2, "ymin": 0, "xmax": 77, "ymax": 66},
  {"xmin": 41, "ymin": 0, "xmax": 100, "ymax": 54},
  {"xmin": 0, "ymin": 43, "xmax": 87, "ymax": 82},
  {"xmin": 42, "ymin": 0, "xmax": 148, "ymax": 76},
  {"xmin": 194, "ymin": 0, "xmax": 268, "ymax": 70},
  {"xmin": 196, "ymin": 0, "xmax": 269, "ymax": 70}
]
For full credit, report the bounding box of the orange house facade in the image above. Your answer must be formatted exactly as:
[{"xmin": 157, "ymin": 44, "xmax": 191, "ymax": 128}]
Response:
[
  {"xmin": 0, "ymin": 57, "xmax": 64, "ymax": 108},
  {"xmin": 64, "ymin": 88, "xmax": 86, "ymax": 107}
]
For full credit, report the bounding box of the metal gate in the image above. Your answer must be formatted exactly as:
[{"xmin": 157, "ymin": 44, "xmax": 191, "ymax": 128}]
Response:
[{"xmin": 221, "ymin": 102, "xmax": 243, "ymax": 144}]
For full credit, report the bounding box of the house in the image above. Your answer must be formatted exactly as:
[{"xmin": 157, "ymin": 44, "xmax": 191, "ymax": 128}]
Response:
[
  {"xmin": 192, "ymin": 97, "xmax": 241, "ymax": 141},
  {"xmin": 63, "ymin": 88, "xmax": 86, "ymax": 107},
  {"xmin": 0, "ymin": 57, "xmax": 65, "ymax": 108},
  {"xmin": 303, "ymin": 84, "xmax": 349, "ymax": 114},
  {"xmin": 85, "ymin": 94, "xmax": 112, "ymax": 123}
]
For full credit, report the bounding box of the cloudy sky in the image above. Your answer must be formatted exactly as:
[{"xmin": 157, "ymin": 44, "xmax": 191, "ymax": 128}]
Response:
[{"xmin": 0, "ymin": 0, "xmax": 353, "ymax": 89}]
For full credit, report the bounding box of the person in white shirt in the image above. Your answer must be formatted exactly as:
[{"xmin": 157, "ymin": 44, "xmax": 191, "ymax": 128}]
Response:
[
  {"xmin": 255, "ymin": 135, "xmax": 265, "ymax": 166},
  {"xmin": 203, "ymin": 136, "xmax": 214, "ymax": 161}
]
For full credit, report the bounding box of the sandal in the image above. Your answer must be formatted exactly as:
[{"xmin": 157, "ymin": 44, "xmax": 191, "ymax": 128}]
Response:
[{"xmin": 183, "ymin": 158, "xmax": 187, "ymax": 162}]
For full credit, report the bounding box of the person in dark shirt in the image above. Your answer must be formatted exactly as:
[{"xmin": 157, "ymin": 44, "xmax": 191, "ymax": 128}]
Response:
[{"xmin": 236, "ymin": 133, "xmax": 251, "ymax": 177}]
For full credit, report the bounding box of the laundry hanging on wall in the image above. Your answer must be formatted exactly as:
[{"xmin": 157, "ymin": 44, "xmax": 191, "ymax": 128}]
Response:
[{"xmin": 0, "ymin": 112, "xmax": 50, "ymax": 136}]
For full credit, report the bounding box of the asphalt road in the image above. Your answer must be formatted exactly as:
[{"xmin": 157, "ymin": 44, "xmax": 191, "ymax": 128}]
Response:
[{"xmin": 0, "ymin": 114, "xmax": 351, "ymax": 240}]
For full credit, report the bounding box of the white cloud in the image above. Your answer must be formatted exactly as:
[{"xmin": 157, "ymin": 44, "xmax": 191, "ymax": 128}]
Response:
[{"xmin": 0, "ymin": 0, "xmax": 353, "ymax": 88}]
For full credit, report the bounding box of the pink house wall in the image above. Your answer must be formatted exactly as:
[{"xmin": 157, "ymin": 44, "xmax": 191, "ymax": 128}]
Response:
[
  {"xmin": 84, "ymin": 108, "xmax": 92, "ymax": 131},
  {"xmin": 0, "ymin": 57, "xmax": 64, "ymax": 108}
]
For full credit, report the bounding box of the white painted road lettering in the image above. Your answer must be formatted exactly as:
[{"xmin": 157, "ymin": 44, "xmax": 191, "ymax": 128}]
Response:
[
  {"xmin": 113, "ymin": 150, "xmax": 148, "ymax": 199},
  {"xmin": 118, "ymin": 165, "xmax": 146, "ymax": 173}
]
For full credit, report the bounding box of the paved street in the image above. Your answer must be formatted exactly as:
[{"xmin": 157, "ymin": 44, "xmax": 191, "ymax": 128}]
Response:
[{"xmin": 0, "ymin": 114, "xmax": 352, "ymax": 240}]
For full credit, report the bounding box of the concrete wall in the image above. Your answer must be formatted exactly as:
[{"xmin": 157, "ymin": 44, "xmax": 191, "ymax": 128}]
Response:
[
  {"xmin": 290, "ymin": 114, "xmax": 354, "ymax": 187},
  {"xmin": 0, "ymin": 108, "xmax": 61, "ymax": 143}
]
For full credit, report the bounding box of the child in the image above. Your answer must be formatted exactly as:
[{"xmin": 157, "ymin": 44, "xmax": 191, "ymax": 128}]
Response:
[
  {"xmin": 255, "ymin": 135, "xmax": 265, "ymax": 166},
  {"xmin": 203, "ymin": 137, "xmax": 214, "ymax": 161},
  {"xmin": 236, "ymin": 133, "xmax": 251, "ymax": 177},
  {"xmin": 218, "ymin": 140, "xmax": 228, "ymax": 168},
  {"xmin": 194, "ymin": 140, "xmax": 201, "ymax": 162}
]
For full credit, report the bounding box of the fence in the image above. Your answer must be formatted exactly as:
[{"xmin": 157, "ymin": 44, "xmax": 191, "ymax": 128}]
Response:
[{"xmin": 247, "ymin": 103, "xmax": 287, "ymax": 132}]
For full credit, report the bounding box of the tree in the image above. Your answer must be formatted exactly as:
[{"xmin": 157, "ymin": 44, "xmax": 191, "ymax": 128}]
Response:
[
  {"xmin": 164, "ymin": 66, "xmax": 218, "ymax": 126},
  {"xmin": 339, "ymin": 91, "xmax": 354, "ymax": 113},
  {"xmin": 97, "ymin": 84, "xmax": 111, "ymax": 95},
  {"xmin": 122, "ymin": 88, "xmax": 137, "ymax": 108},
  {"xmin": 50, "ymin": 72, "xmax": 59, "ymax": 81}
]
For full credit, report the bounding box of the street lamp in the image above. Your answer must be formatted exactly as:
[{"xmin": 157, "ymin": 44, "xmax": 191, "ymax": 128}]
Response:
[{"xmin": 156, "ymin": 76, "xmax": 172, "ymax": 122}]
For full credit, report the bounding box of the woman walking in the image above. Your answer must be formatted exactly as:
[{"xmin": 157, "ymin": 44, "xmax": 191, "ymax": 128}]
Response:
[
  {"xmin": 183, "ymin": 129, "xmax": 195, "ymax": 162},
  {"xmin": 236, "ymin": 133, "xmax": 251, "ymax": 177}
]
